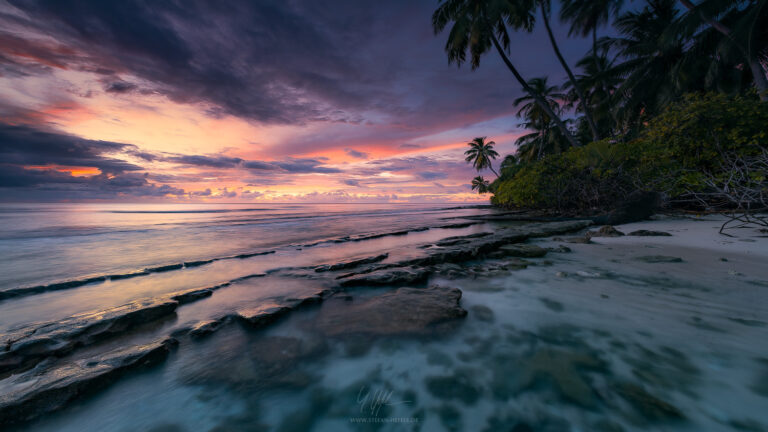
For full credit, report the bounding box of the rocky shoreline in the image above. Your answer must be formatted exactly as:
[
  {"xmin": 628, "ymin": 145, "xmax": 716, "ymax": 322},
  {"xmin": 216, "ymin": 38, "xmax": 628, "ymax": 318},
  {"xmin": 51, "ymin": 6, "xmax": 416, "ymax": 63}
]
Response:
[
  {"xmin": 0, "ymin": 219, "xmax": 598, "ymax": 426},
  {"xmin": 2, "ymin": 214, "xmax": 766, "ymax": 430}
]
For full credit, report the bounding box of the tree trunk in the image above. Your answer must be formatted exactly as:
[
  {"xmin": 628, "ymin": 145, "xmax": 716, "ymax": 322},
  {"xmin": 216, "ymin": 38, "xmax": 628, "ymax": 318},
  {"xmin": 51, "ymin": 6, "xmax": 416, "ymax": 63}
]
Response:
[
  {"xmin": 487, "ymin": 26, "xmax": 580, "ymax": 148},
  {"xmin": 679, "ymin": 0, "xmax": 768, "ymax": 101},
  {"xmin": 488, "ymin": 162, "xmax": 499, "ymax": 178},
  {"xmin": 748, "ymin": 60, "xmax": 768, "ymax": 101},
  {"xmin": 541, "ymin": 6, "xmax": 601, "ymax": 142}
]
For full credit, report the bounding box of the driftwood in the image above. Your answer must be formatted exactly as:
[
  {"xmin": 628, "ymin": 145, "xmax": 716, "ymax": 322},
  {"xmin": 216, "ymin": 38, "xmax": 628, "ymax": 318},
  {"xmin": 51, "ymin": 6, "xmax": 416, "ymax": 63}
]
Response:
[{"xmin": 673, "ymin": 147, "xmax": 768, "ymax": 235}]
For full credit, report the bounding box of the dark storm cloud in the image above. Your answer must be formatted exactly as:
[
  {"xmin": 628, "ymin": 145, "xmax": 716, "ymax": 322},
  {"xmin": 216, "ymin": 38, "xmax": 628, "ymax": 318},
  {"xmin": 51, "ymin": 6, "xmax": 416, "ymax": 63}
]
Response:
[
  {"xmin": 241, "ymin": 161, "xmax": 279, "ymax": 171},
  {"xmin": 2, "ymin": 0, "xmax": 591, "ymax": 133},
  {"xmin": 344, "ymin": 148, "xmax": 369, "ymax": 159},
  {"xmin": 0, "ymin": 122, "xmax": 194, "ymax": 200},
  {"xmin": 0, "ymin": 123, "xmax": 143, "ymax": 174},
  {"xmin": 341, "ymin": 179, "xmax": 364, "ymax": 187},
  {"xmin": 398, "ymin": 143, "xmax": 422, "ymax": 149},
  {"xmin": 5, "ymin": 0, "xmax": 384, "ymax": 124},
  {"xmin": 417, "ymin": 171, "xmax": 448, "ymax": 180},
  {"xmin": 0, "ymin": 164, "xmax": 188, "ymax": 200},
  {"xmin": 166, "ymin": 154, "xmax": 243, "ymax": 168},
  {"xmin": 104, "ymin": 80, "xmax": 138, "ymax": 93},
  {"xmin": 272, "ymin": 158, "xmax": 341, "ymax": 174},
  {"xmin": 162, "ymin": 153, "xmax": 339, "ymax": 174}
]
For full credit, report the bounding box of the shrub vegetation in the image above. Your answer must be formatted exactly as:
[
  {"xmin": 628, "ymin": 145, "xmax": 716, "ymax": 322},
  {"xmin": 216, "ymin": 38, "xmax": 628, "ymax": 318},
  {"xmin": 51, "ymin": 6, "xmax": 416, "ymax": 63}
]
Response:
[{"xmin": 490, "ymin": 93, "xmax": 768, "ymax": 214}]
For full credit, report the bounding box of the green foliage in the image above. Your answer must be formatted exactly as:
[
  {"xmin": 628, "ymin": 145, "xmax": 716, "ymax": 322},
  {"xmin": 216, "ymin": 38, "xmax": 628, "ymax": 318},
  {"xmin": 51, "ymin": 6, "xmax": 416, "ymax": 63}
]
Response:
[
  {"xmin": 628, "ymin": 92, "xmax": 768, "ymax": 196},
  {"xmin": 492, "ymin": 93, "xmax": 768, "ymax": 211}
]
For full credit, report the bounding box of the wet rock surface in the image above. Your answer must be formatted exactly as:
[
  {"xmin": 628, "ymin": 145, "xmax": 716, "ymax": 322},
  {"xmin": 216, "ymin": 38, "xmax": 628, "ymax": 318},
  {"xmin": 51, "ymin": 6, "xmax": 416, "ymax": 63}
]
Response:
[
  {"xmin": 588, "ymin": 225, "xmax": 625, "ymax": 237},
  {"xmin": 338, "ymin": 267, "xmax": 430, "ymax": 287},
  {"xmin": 0, "ymin": 298, "xmax": 178, "ymax": 376},
  {"xmin": 554, "ymin": 236, "xmax": 593, "ymax": 244},
  {"xmin": 499, "ymin": 244, "xmax": 549, "ymax": 258},
  {"xmin": 613, "ymin": 383, "xmax": 684, "ymax": 420},
  {"xmin": 0, "ymin": 338, "xmax": 174, "ymax": 425},
  {"xmin": 635, "ymin": 255, "xmax": 684, "ymax": 263},
  {"xmin": 315, "ymin": 285, "xmax": 467, "ymax": 338},
  {"xmin": 0, "ymin": 284, "xmax": 230, "ymax": 377},
  {"xmin": 628, "ymin": 230, "xmax": 672, "ymax": 236},
  {"xmin": 335, "ymin": 220, "xmax": 592, "ymax": 286},
  {"xmin": 313, "ymin": 253, "xmax": 388, "ymax": 272}
]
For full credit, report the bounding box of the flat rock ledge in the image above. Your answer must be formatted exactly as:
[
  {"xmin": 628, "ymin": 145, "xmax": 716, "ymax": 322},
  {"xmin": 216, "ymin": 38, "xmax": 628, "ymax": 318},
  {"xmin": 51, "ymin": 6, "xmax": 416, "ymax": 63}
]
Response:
[
  {"xmin": 1, "ymin": 284, "xmax": 227, "ymax": 377},
  {"xmin": 314, "ymin": 254, "xmax": 389, "ymax": 272},
  {"xmin": 337, "ymin": 220, "xmax": 591, "ymax": 287},
  {"xmin": 0, "ymin": 338, "xmax": 175, "ymax": 425},
  {"xmin": 316, "ymin": 285, "xmax": 467, "ymax": 338}
]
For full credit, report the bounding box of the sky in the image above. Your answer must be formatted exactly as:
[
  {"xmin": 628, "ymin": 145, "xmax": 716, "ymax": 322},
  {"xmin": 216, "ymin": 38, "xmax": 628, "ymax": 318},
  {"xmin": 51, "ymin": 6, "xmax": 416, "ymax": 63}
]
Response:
[{"xmin": 0, "ymin": 0, "xmax": 595, "ymax": 203}]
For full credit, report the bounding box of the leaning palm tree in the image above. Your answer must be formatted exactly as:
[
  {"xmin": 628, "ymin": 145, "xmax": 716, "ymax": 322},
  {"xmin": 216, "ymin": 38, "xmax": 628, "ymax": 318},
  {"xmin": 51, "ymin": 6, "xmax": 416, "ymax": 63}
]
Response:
[
  {"xmin": 432, "ymin": 0, "xmax": 580, "ymax": 147},
  {"xmin": 465, "ymin": 136, "xmax": 500, "ymax": 177},
  {"xmin": 563, "ymin": 51, "xmax": 623, "ymax": 136},
  {"xmin": 561, "ymin": 0, "xmax": 624, "ymax": 51},
  {"xmin": 608, "ymin": 0, "xmax": 688, "ymax": 128},
  {"xmin": 538, "ymin": 0, "xmax": 602, "ymax": 141},
  {"xmin": 471, "ymin": 176, "xmax": 491, "ymax": 193},
  {"xmin": 674, "ymin": 0, "xmax": 768, "ymax": 100}
]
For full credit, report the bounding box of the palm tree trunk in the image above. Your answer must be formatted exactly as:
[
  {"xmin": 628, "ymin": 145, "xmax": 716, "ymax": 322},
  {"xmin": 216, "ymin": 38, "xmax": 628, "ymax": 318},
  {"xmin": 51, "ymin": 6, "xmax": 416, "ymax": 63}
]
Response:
[
  {"xmin": 540, "ymin": 7, "xmax": 601, "ymax": 142},
  {"xmin": 537, "ymin": 130, "xmax": 545, "ymax": 160},
  {"xmin": 749, "ymin": 61, "xmax": 768, "ymax": 102},
  {"xmin": 485, "ymin": 23, "xmax": 580, "ymax": 148},
  {"xmin": 488, "ymin": 163, "xmax": 499, "ymax": 178},
  {"xmin": 679, "ymin": 0, "xmax": 768, "ymax": 101}
]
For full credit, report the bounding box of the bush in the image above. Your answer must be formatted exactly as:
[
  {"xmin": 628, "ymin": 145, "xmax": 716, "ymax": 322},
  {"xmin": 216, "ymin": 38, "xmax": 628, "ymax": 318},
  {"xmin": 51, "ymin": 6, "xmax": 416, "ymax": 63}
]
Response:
[
  {"xmin": 491, "ymin": 139, "xmax": 634, "ymax": 212},
  {"xmin": 491, "ymin": 93, "xmax": 768, "ymax": 212}
]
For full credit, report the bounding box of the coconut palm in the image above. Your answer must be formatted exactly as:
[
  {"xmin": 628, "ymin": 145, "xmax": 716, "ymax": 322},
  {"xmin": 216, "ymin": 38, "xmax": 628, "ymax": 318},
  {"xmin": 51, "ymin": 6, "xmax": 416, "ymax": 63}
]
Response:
[
  {"xmin": 513, "ymin": 77, "xmax": 572, "ymax": 159},
  {"xmin": 560, "ymin": 0, "xmax": 624, "ymax": 50},
  {"xmin": 514, "ymin": 116, "xmax": 573, "ymax": 162},
  {"xmin": 500, "ymin": 154, "xmax": 517, "ymax": 170},
  {"xmin": 563, "ymin": 50, "xmax": 624, "ymax": 136},
  {"xmin": 538, "ymin": 0, "xmax": 601, "ymax": 141},
  {"xmin": 471, "ymin": 176, "xmax": 491, "ymax": 193},
  {"xmin": 608, "ymin": 0, "xmax": 688, "ymax": 127},
  {"xmin": 432, "ymin": 0, "xmax": 580, "ymax": 147},
  {"xmin": 674, "ymin": 0, "xmax": 768, "ymax": 100},
  {"xmin": 513, "ymin": 77, "xmax": 564, "ymax": 123},
  {"xmin": 465, "ymin": 136, "xmax": 500, "ymax": 177}
]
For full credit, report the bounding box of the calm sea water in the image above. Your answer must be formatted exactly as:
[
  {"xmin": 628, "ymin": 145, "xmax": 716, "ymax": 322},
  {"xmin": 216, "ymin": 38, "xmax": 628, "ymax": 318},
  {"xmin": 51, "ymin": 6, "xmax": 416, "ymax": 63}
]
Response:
[{"xmin": 0, "ymin": 203, "xmax": 486, "ymax": 291}]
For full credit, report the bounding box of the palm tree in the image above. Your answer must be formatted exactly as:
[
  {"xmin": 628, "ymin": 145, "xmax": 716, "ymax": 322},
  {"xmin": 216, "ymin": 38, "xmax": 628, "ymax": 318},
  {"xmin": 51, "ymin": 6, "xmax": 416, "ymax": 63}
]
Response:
[
  {"xmin": 465, "ymin": 136, "xmax": 500, "ymax": 177},
  {"xmin": 563, "ymin": 50, "xmax": 623, "ymax": 136},
  {"xmin": 561, "ymin": 0, "xmax": 624, "ymax": 51},
  {"xmin": 608, "ymin": 0, "xmax": 688, "ymax": 127},
  {"xmin": 538, "ymin": 0, "xmax": 601, "ymax": 141},
  {"xmin": 513, "ymin": 77, "xmax": 571, "ymax": 159},
  {"xmin": 500, "ymin": 154, "xmax": 517, "ymax": 170},
  {"xmin": 471, "ymin": 176, "xmax": 491, "ymax": 193},
  {"xmin": 432, "ymin": 0, "xmax": 580, "ymax": 147},
  {"xmin": 560, "ymin": 0, "xmax": 625, "ymax": 131},
  {"xmin": 674, "ymin": 0, "xmax": 768, "ymax": 101},
  {"xmin": 515, "ymin": 116, "xmax": 573, "ymax": 162}
]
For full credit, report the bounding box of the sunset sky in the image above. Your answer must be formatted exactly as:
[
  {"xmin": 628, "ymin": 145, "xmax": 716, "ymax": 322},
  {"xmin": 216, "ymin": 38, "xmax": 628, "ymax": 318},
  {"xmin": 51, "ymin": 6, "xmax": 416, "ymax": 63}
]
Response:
[{"xmin": 0, "ymin": 0, "xmax": 592, "ymax": 202}]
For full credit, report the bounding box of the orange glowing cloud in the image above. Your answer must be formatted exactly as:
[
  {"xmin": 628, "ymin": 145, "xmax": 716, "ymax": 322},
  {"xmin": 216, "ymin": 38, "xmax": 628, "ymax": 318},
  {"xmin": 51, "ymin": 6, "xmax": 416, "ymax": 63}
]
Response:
[{"xmin": 25, "ymin": 165, "xmax": 102, "ymax": 177}]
